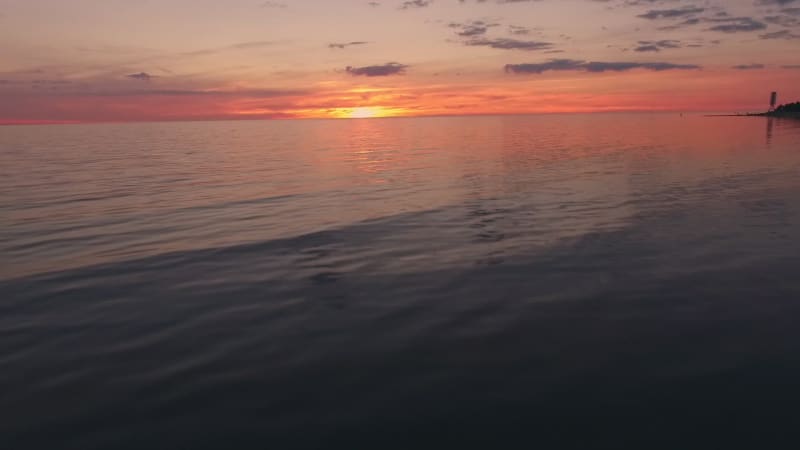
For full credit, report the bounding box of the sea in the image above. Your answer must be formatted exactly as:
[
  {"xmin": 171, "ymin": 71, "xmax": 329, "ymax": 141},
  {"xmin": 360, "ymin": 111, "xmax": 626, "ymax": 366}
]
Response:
[{"xmin": 1, "ymin": 114, "xmax": 800, "ymax": 449}]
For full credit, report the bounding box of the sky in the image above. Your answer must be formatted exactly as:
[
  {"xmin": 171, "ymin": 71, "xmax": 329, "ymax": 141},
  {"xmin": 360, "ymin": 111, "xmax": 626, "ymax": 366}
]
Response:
[{"xmin": 0, "ymin": 0, "xmax": 799, "ymax": 123}]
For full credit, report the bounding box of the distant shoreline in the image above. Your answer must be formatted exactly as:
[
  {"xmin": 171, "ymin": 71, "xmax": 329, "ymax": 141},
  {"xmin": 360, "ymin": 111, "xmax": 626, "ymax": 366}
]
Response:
[{"xmin": 706, "ymin": 112, "xmax": 800, "ymax": 118}]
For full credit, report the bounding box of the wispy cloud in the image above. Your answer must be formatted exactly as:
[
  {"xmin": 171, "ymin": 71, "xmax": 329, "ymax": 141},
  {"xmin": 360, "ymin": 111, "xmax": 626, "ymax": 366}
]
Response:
[
  {"xmin": 449, "ymin": 20, "xmax": 500, "ymax": 37},
  {"xmin": 345, "ymin": 62, "xmax": 408, "ymax": 76},
  {"xmin": 707, "ymin": 17, "xmax": 767, "ymax": 33},
  {"xmin": 465, "ymin": 38, "xmax": 554, "ymax": 51},
  {"xmin": 760, "ymin": 29, "xmax": 800, "ymax": 39},
  {"xmin": 126, "ymin": 72, "xmax": 153, "ymax": 81},
  {"xmin": 637, "ymin": 6, "xmax": 705, "ymax": 20},
  {"xmin": 633, "ymin": 39, "xmax": 682, "ymax": 52},
  {"xmin": 505, "ymin": 59, "xmax": 701, "ymax": 74},
  {"xmin": 329, "ymin": 41, "xmax": 370, "ymax": 49},
  {"xmin": 399, "ymin": 0, "xmax": 432, "ymax": 9},
  {"xmin": 261, "ymin": 1, "xmax": 287, "ymax": 8}
]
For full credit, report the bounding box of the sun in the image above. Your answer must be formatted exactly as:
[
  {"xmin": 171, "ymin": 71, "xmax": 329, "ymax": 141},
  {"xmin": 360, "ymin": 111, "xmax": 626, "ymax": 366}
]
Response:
[
  {"xmin": 322, "ymin": 106, "xmax": 402, "ymax": 119},
  {"xmin": 348, "ymin": 107, "xmax": 381, "ymax": 119}
]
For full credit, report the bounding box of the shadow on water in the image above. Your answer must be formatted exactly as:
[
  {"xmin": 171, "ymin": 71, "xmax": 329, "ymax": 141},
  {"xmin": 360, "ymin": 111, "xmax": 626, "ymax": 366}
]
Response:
[
  {"xmin": 765, "ymin": 115, "xmax": 800, "ymax": 147},
  {"xmin": 767, "ymin": 117, "xmax": 774, "ymax": 146}
]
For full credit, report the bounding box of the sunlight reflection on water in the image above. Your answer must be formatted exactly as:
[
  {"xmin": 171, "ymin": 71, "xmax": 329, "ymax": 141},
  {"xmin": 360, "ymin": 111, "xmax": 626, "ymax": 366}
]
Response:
[{"xmin": 3, "ymin": 114, "xmax": 797, "ymax": 279}]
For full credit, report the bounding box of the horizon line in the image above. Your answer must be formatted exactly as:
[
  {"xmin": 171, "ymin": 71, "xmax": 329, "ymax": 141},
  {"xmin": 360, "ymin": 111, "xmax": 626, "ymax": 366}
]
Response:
[{"xmin": 0, "ymin": 108, "xmax": 773, "ymax": 127}]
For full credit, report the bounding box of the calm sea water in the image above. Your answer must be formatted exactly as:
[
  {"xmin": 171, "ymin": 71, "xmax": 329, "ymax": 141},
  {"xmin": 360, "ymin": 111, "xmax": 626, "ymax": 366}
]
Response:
[{"xmin": 2, "ymin": 114, "xmax": 800, "ymax": 449}]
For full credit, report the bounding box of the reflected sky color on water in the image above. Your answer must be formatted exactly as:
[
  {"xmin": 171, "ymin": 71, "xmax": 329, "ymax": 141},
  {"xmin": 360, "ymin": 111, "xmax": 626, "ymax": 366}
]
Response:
[
  {"xmin": 2, "ymin": 114, "xmax": 798, "ymax": 278},
  {"xmin": 1, "ymin": 114, "xmax": 800, "ymax": 449}
]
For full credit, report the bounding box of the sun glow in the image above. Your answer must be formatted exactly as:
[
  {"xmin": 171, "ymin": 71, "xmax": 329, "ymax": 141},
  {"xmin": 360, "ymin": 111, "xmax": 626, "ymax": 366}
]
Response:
[
  {"xmin": 319, "ymin": 106, "xmax": 400, "ymax": 119},
  {"xmin": 348, "ymin": 107, "xmax": 382, "ymax": 119}
]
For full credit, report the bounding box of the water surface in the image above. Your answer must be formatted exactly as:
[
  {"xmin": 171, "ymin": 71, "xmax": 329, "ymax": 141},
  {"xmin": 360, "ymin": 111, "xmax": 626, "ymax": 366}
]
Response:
[{"xmin": 2, "ymin": 114, "xmax": 800, "ymax": 449}]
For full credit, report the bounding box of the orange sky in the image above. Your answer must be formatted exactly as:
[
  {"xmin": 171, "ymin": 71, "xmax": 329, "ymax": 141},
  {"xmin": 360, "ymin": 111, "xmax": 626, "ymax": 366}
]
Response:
[{"xmin": 1, "ymin": 0, "xmax": 799, "ymax": 123}]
